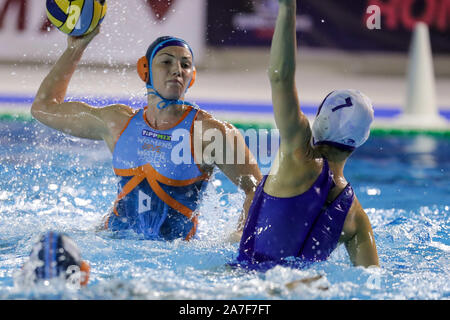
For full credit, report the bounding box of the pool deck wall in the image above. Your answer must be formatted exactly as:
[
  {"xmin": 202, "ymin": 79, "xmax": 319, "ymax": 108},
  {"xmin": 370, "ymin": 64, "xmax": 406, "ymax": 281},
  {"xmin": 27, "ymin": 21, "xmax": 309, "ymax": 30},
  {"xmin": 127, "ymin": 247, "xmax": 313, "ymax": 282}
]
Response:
[{"xmin": 1, "ymin": 48, "xmax": 449, "ymax": 134}]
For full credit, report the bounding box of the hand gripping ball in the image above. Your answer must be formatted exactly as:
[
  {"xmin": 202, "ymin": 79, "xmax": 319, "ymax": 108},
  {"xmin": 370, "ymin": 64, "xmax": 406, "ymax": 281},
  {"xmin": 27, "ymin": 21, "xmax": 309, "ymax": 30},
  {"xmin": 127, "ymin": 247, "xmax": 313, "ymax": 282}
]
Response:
[{"xmin": 46, "ymin": 0, "xmax": 107, "ymax": 36}]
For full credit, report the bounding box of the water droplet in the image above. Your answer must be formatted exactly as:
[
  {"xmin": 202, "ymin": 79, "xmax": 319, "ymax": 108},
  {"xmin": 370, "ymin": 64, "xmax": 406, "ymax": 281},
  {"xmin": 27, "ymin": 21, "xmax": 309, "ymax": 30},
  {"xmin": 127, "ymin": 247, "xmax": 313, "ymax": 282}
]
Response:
[{"xmin": 48, "ymin": 184, "xmax": 58, "ymax": 191}]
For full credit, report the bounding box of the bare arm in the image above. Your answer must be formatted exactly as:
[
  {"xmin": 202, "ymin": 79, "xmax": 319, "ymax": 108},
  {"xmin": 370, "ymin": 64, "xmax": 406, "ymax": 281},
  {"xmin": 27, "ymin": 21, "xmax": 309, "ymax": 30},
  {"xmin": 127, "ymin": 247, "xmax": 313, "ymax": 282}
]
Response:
[
  {"xmin": 269, "ymin": 0, "xmax": 312, "ymax": 152},
  {"xmin": 344, "ymin": 207, "xmax": 379, "ymax": 268},
  {"xmin": 200, "ymin": 117, "xmax": 262, "ymax": 241},
  {"xmin": 31, "ymin": 27, "xmax": 132, "ymax": 145}
]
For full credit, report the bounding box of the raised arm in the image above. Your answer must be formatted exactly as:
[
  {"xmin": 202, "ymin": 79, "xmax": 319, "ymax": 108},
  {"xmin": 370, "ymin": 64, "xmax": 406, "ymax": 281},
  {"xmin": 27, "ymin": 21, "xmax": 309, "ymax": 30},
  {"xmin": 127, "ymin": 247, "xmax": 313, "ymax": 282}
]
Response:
[
  {"xmin": 31, "ymin": 27, "xmax": 132, "ymax": 149},
  {"xmin": 269, "ymin": 0, "xmax": 312, "ymax": 152}
]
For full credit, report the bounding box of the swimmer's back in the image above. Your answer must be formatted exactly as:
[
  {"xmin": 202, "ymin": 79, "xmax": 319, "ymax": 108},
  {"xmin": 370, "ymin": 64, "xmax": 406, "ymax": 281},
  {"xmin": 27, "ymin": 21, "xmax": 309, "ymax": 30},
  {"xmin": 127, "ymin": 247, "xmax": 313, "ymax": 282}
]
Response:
[
  {"xmin": 263, "ymin": 139, "xmax": 323, "ymax": 198},
  {"xmin": 240, "ymin": 148, "xmax": 379, "ymax": 267}
]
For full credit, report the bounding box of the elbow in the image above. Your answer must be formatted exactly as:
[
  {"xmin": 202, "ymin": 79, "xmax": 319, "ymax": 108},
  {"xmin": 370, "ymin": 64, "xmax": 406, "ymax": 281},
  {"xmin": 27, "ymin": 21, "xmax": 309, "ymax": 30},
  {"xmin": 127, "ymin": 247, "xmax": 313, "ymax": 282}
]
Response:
[
  {"xmin": 30, "ymin": 101, "xmax": 43, "ymax": 120},
  {"xmin": 30, "ymin": 99, "xmax": 51, "ymax": 122}
]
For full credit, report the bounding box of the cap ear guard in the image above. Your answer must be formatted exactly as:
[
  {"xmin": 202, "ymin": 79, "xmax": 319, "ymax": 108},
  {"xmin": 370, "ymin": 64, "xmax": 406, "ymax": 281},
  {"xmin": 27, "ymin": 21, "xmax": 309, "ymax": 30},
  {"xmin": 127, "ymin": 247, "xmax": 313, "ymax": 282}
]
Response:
[
  {"xmin": 137, "ymin": 56, "xmax": 149, "ymax": 83},
  {"xmin": 79, "ymin": 260, "xmax": 90, "ymax": 287},
  {"xmin": 188, "ymin": 67, "xmax": 196, "ymax": 88},
  {"xmin": 138, "ymin": 56, "xmax": 196, "ymax": 89}
]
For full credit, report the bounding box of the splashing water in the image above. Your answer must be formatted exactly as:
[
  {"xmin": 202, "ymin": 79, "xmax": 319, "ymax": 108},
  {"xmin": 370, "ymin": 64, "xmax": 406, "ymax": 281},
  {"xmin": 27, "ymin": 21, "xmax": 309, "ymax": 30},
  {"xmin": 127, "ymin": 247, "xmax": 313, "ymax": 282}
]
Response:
[{"xmin": 0, "ymin": 119, "xmax": 449, "ymax": 299}]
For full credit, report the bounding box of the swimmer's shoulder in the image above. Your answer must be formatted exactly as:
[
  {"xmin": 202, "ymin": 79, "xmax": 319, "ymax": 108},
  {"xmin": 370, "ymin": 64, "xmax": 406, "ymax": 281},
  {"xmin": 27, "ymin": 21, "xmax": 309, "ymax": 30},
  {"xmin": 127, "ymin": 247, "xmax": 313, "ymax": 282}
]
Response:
[
  {"xmin": 194, "ymin": 109, "xmax": 237, "ymax": 132},
  {"xmin": 194, "ymin": 108, "xmax": 212, "ymax": 121},
  {"xmin": 98, "ymin": 104, "xmax": 137, "ymax": 128},
  {"xmin": 339, "ymin": 195, "xmax": 367, "ymax": 243},
  {"xmin": 97, "ymin": 104, "xmax": 137, "ymax": 152},
  {"xmin": 99, "ymin": 104, "xmax": 136, "ymax": 132},
  {"xmin": 99, "ymin": 103, "xmax": 136, "ymax": 119}
]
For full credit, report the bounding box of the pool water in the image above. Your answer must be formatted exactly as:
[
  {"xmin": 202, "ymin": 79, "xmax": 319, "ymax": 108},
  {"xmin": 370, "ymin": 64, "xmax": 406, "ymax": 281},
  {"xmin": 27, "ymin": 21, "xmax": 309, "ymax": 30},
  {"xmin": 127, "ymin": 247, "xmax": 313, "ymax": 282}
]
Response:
[{"xmin": 0, "ymin": 119, "xmax": 449, "ymax": 299}]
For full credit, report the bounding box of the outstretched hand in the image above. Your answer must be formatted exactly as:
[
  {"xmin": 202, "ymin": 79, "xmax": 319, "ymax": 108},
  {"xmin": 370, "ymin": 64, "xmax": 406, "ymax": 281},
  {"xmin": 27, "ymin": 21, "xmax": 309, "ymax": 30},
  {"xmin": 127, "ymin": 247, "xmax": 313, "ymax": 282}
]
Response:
[{"xmin": 67, "ymin": 25, "xmax": 101, "ymax": 51}]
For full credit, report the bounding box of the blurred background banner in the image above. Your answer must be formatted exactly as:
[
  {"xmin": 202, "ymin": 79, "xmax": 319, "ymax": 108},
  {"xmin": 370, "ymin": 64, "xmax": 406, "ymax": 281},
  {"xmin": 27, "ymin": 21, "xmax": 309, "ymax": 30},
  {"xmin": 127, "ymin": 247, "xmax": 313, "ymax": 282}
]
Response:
[
  {"xmin": 0, "ymin": 0, "xmax": 207, "ymax": 64},
  {"xmin": 206, "ymin": 0, "xmax": 450, "ymax": 53}
]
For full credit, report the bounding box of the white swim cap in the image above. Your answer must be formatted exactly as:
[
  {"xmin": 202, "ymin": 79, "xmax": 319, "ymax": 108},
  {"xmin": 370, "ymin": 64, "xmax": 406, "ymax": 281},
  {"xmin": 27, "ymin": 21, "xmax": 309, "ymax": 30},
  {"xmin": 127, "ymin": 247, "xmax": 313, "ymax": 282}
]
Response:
[{"xmin": 311, "ymin": 89, "xmax": 374, "ymax": 151}]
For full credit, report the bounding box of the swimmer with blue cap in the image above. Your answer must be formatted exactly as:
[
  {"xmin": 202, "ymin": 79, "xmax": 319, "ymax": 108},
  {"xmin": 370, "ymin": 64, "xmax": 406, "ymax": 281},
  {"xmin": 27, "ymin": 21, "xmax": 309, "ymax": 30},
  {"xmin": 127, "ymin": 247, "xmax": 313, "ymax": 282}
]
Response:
[
  {"xmin": 31, "ymin": 26, "xmax": 261, "ymax": 241},
  {"xmin": 235, "ymin": 0, "xmax": 379, "ymax": 269},
  {"xmin": 20, "ymin": 231, "xmax": 90, "ymax": 287}
]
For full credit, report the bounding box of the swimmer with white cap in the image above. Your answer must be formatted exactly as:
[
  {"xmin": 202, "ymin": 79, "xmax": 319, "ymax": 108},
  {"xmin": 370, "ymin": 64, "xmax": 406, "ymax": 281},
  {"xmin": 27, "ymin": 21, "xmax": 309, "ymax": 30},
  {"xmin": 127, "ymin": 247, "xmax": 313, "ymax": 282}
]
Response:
[
  {"xmin": 31, "ymin": 27, "xmax": 261, "ymax": 241},
  {"xmin": 235, "ymin": 0, "xmax": 379, "ymax": 268}
]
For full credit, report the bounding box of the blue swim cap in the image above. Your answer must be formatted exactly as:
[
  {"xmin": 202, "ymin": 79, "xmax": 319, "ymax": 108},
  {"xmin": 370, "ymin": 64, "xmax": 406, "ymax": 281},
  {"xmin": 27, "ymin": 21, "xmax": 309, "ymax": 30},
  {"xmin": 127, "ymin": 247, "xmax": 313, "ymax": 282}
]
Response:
[
  {"xmin": 145, "ymin": 36, "xmax": 194, "ymax": 89},
  {"xmin": 24, "ymin": 231, "xmax": 90, "ymax": 286}
]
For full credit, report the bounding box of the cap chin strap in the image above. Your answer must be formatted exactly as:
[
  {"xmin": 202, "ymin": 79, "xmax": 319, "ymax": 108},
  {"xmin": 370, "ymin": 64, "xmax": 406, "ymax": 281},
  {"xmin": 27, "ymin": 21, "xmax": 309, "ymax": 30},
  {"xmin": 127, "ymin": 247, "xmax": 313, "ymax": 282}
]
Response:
[{"xmin": 146, "ymin": 85, "xmax": 198, "ymax": 110}]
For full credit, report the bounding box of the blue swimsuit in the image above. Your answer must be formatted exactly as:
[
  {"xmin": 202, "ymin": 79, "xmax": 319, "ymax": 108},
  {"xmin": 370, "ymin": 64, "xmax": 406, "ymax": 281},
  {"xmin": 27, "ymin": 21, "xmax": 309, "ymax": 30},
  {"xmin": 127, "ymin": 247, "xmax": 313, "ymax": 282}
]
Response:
[
  {"xmin": 236, "ymin": 159, "xmax": 354, "ymax": 269},
  {"xmin": 104, "ymin": 106, "xmax": 209, "ymax": 240}
]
